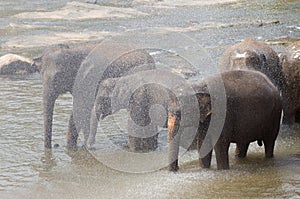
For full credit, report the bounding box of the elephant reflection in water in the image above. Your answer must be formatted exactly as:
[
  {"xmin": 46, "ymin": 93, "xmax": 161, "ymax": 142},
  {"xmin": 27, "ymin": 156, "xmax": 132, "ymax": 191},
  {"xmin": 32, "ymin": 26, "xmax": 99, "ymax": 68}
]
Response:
[{"xmin": 34, "ymin": 43, "xmax": 155, "ymax": 150}]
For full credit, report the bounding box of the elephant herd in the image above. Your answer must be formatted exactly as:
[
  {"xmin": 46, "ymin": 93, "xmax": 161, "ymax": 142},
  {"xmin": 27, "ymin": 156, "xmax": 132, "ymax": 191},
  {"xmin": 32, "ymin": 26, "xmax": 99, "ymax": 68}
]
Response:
[{"xmin": 16, "ymin": 38, "xmax": 300, "ymax": 171}]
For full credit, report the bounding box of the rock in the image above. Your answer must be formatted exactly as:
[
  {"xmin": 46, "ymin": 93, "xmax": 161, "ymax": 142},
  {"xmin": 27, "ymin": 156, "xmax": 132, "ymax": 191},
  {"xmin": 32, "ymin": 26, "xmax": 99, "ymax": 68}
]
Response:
[{"xmin": 0, "ymin": 54, "xmax": 37, "ymax": 75}]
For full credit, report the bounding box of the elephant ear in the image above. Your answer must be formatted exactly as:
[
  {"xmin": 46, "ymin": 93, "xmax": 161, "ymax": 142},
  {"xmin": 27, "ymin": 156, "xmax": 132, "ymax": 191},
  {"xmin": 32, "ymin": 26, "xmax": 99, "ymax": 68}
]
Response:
[
  {"xmin": 197, "ymin": 92, "xmax": 212, "ymax": 123},
  {"xmin": 278, "ymin": 53, "xmax": 287, "ymax": 67},
  {"xmin": 97, "ymin": 77, "xmax": 118, "ymax": 98},
  {"xmin": 243, "ymin": 50, "xmax": 261, "ymax": 70},
  {"xmin": 188, "ymin": 79, "xmax": 212, "ymax": 123},
  {"xmin": 258, "ymin": 53, "xmax": 267, "ymax": 69},
  {"xmin": 32, "ymin": 56, "xmax": 42, "ymax": 73}
]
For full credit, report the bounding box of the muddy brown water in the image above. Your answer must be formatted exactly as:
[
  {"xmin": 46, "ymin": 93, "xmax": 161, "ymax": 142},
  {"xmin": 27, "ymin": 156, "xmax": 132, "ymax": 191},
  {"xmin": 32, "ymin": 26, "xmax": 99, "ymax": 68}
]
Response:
[{"xmin": 0, "ymin": 0, "xmax": 299, "ymax": 198}]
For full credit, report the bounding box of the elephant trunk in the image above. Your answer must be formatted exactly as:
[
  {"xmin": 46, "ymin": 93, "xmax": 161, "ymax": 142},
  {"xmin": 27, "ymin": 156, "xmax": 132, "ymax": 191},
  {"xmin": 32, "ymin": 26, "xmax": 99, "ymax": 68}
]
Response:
[
  {"xmin": 87, "ymin": 105, "xmax": 100, "ymax": 147},
  {"xmin": 43, "ymin": 87, "xmax": 58, "ymax": 149}
]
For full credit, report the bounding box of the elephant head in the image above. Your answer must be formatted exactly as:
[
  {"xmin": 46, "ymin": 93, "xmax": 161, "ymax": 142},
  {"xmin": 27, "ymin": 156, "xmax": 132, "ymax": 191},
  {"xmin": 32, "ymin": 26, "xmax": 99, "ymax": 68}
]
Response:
[
  {"xmin": 280, "ymin": 41, "xmax": 300, "ymax": 125},
  {"xmin": 36, "ymin": 44, "xmax": 92, "ymax": 149},
  {"xmin": 219, "ymin": 38, "xmax": 286, "ymax": 92},
  {"xmin": 228, "ymin": 50, "xmax": 266, "ymax": 71},
  {"xmin": 37, "ymin": 43, "xmax": 155, "ymax": 149}
]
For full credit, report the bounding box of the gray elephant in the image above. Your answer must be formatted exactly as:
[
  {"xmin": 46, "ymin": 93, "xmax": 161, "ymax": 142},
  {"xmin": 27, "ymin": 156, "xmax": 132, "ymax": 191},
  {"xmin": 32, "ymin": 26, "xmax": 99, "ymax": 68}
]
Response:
[
  {"xmin": 168, "ymin": 70, "xmax": 282, "ymax": 171},
  {"xmin": 281, "ymin": 41, "xmax": 300, "ymax": 125},
  {"xmin": 0, "ymin": 54, "xmax": 38, "ymax": 75},
  {"xmin": 34, "ymin": 43, "xmax": 155, "ymax": 149},
  {"xmin": 89, "ymin": 69, "xmax": 178, "ymax": 151},
  {"xmin": 219, "ymin": 38, "xmax": 285, "ymax": 91}
]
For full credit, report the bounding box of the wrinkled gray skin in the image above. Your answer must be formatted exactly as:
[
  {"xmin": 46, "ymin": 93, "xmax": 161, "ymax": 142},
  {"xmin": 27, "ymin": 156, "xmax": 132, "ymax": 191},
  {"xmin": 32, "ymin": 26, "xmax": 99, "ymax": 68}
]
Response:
[
  {"xmin": 0, "ymin": 54, "xmax": 38, "ymax": 75},
  {"xmin": 219, "ymin": 38, "xmax": 285, "ymax": 92},
  {"xmin": 34, "ymin": 44, "xmax": 155, "ymax": 149},
  {"xmin": 281, "ymin": 41, "xmax": 300, "ymax": 125},
  {"xmin": 89, "ymin": 70, "xmax": 175, "ymax": 151},
  {"xmin": 168, "ymin": 70, "xmax": 282, "ymax": 171}
]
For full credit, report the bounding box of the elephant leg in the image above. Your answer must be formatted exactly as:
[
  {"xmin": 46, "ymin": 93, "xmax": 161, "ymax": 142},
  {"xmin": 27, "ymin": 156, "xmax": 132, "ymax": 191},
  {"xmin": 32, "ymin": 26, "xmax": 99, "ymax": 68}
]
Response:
[
  {"xmin": 129, "ymin": 135, "xmax": 142, "ymax": 151},
  {"xmin": 263, "ymin": 139, "xmax": 275, "ymax": 158},
  {"xmin": 295, "ymin": 110, "xmax": 300, "ymax": 123},
  {"xmin": 214, "ymin": 141, "xmax": 230, "ymax": 170},
  {"xmin": 168, "ymin": 112, "xmax": 181, "ymax": 171},
  {"xmin": 87, "ymin": 105, "xmax": 101, "ymax": 148},
  {"xmin": 282, "ymin": 109, "xmax": 295, "ymax": 125},
  {"xmin": 128, "ymin": 130, "xmax": 158, "ymax": 152},
  {"xmin": 197, "ymin": 133, "xmax": 213, "ymax": 168},
  {"xmin": 140, "ymin": 133, "xmax": 158, "ymax": 152},
  {"xmin": 235, "ymin": 142, "xmax": 250, "ymax": 159},
  {"xmin": 127, "ymin": 115, "xmax": 158, "ymax": 152},
  {"xmin": 66, "ymin": 112, "xmax": 78, "ymax": 150},
  {"xmin": 199, "ymin": 150, "xmax": 213, "ymax": 169}
]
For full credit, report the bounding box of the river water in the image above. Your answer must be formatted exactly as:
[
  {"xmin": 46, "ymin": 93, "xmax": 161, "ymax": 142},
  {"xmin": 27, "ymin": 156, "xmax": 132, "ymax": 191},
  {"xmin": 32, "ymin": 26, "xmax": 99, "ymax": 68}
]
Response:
[{"xmin": 0, "ymin": 0, "xmax": 299, "ymax": 198}]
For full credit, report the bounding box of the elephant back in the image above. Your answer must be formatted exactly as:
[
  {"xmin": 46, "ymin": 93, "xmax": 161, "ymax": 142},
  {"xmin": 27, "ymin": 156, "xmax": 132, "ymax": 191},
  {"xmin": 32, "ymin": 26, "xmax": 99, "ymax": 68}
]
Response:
[
  {"xmin": 219, "ymin": 38, "xmax": 284, "ymax": 91},
  {"xmin": 72, "ymin": 43, "xmax": 156, "ymax": 139},
  {"xmin": 93, "ymin": 43, "xmax": 155, "ymax": 81}
]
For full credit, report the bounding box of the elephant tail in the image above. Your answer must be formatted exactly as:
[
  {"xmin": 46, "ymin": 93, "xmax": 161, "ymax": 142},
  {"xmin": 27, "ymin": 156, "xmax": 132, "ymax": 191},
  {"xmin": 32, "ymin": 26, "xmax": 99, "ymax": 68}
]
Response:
[{"xmin": 257, "ymin": 140, "xmax": 263, "ymax": 146}]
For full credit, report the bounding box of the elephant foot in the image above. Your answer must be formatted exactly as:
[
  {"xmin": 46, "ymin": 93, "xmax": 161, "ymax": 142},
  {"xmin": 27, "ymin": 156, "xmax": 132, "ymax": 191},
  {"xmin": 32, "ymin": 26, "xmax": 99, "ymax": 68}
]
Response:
[
  {"xmin": 65, "ymin": 146, "xmax": 78, "ymax": 158},
  {"xmin": 87, "ymin": 138, "xmax": 96, "ymax": 150},
  {"xmin": 66, "ymin": 146, "xmax": 78, "ymax": 154},
  {"xmin": 168, "ymin": 161, "xmax": 179, "ymax": 172},
  {"xmin": 215, "ymin": 143, "xmax": 230, "ymax": 170},
  {"xmin": 217, "ymin": 164, "xmax": 230, "ymax": 170},
  {"xmin": 199, "ymin": 150, "xmax": 212, "ymax": 169},
  {"xmin": 263, "ymin": 140, "xmax": 275, "ymax": 158},
  {"xmin": 66, "ymin": 142, "xmax": 78, "ymax": 150},
  {"xmin": 200, "ymin": 159, "xmax": 211, "ymax": 169},
  {"xmin": 235, "ymin": 143, "xmax": 249, "ymax": 159}
]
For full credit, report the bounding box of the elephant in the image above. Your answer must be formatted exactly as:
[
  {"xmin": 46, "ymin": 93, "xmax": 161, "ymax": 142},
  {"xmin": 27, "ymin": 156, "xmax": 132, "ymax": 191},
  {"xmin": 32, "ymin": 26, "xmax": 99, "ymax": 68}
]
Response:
[
  {"xmin": 168, "ymin": 70, "xmax": 282, "ymax": 171},
  {"xmin": 219, "ymin": 38, "xmax": 285, "ymax": 92},
  {"xmin": 0, "ymin": 54, "xmax": 38, "ymax": 75},
  {"xmin": 89, "ymin": 69, "xmax": 178, "ymax": 151},
  {"xmin": 281, "ymin": 41, "xmax": 300, "ymax": 125},
  {"xmin": 34, "ymin": 43, "xmax": 155, "ymax": 149}
]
